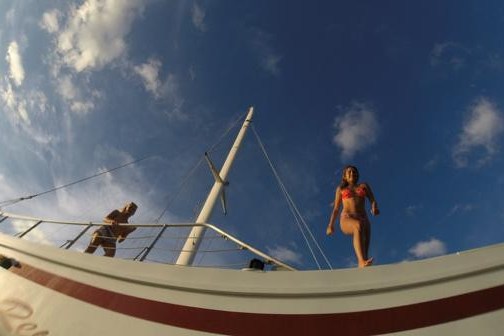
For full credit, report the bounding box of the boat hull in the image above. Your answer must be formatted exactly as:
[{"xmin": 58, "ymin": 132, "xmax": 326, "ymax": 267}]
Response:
[{"xmin": 1, "ymin": 233, "xmax": 503, "ymax": 335}]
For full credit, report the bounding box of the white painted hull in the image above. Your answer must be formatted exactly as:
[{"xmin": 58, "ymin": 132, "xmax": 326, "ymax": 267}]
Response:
[{"xmin": 1, "ymin": 233, "xmax": 503, "ymax": 335}]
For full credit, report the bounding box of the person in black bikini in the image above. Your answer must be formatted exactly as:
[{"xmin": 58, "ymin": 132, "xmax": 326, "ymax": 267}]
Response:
[
  {"xmin": 327, "ymin": 166, "xmax": 380, "ymax": 268},
  {"xmin": 84, "ymin": 202, "xmax": 138, "ymax": 257}
]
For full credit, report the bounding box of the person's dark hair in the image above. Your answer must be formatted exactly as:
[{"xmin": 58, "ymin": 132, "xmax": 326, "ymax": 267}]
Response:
[{"xmin": 339, "ymin": 165, "xmax": 359, "ymax": 188}]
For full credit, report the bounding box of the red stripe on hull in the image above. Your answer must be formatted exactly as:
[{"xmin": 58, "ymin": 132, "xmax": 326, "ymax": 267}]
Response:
[{"xmin": 11, "ymin": 263, "xmax": 504, "ymax": 335}]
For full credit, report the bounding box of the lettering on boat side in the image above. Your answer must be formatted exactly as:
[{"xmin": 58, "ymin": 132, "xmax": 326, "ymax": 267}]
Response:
[{"xmin": 0, "ymin": 298, "xmax": 50, "ymax": 335}]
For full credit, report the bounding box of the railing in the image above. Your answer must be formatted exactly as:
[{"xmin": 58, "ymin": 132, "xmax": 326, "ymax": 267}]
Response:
[{"xmin": 0, "ymin": 211, "xmax": 295, "ymax": 271}]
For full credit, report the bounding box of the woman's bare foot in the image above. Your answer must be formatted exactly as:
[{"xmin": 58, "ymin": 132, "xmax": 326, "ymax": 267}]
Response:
[{"xmin": 358, "ymin": 257, "xmax": 373, "ymax": 268}]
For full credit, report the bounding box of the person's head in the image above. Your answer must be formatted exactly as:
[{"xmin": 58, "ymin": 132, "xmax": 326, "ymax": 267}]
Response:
[
  {"xmin": 122, "ymin": 202, "xmax": 138, "ymax": 216},
  {"xmin": 340, "ymin": 165, "xmax": 359, "ymax": 188}
]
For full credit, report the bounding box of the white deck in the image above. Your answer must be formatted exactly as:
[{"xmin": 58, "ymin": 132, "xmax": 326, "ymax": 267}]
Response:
[{"xmin": 1, "ymin": 232, "xmax": 503, "ymax": 335}]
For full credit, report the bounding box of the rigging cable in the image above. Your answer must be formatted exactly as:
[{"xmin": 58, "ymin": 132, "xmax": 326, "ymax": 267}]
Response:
[
  {"xmin": 153, "ymin": 110, "xmax": 247, "ymax": 224},
  {"xmin": 0, "ymin": 156, "xmax": 152, "ymax": 209},
  {"xmin": 152, "ymin": 157, "xmax": 205, "ymax": 224},
  {"xmin": 149, "ymin": 111, "xmax": 248, "ymax": 265},
  {"xmin": 251, "ymin": 125, "xmax": 333, "ymax": 270},
  {"xmin": 207, "ymin": 110, "xmax": 248, "ymax": 154},
  {"xmin": 196, "ymin": 110, "xmax": 248, "ymax": 266}
]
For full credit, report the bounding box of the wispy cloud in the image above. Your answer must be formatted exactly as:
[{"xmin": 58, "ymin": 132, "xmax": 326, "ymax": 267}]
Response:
[
  {"xmin": 189, "ymin": 65, "xmax": 196, "ymax": 81},
  {"xmin": 251, "ymin": 29, "xmax": 282, "ymax": 76},
  {"xmin": 1, "ymin": 41, "xmax": 54, "ymax": 146},
  {"xmin": 447, "ymin": 203, "xmax": 475, "ymax": 217},
  {"xmin": 452, "ymin": 97, "xmax": 504, "ymax": 167},
  {"xmin": 484, "ymin": 53, "xmax": 504, "ymax": 71},
  {"xmin": 423, "ymin": 155, "xmax": 439, "ymax": 171},
  {"xmin": 191, "ymin": 3, "xmax": 207, "ymax": 32},
  {"xmin": 133, "ymin": 58, "xmax": 186, "ymax": 120},
  {"xmin": 55, "ymin": 74, "xmax": 97, "ymax": 115},
  {"xmin": 332, "ymin": 102, "xmax": 379, "ymax": 161},
  {"xmin": 408, "ymin": 238, "xmax": 447, "ymax": 259},
  {"xmin": 266, "ymin": 245, "xmax": 303, "ymax": 265},
  {"xmin": 430, "ymin": 42, "xmax": 469, "ymax": 71},
  {"xmin": 4, "ymin": 8, "xmax": 15, "ymax": 27},
  {"xmin": 6, "ymin": 41, "xmax": 25, "ymax": 86},
  {"xmin": 160, "ymin": 74, "xmax": 186, "ymax": 120},
  {"xmin": 0, "ymin": 78, "xmax": 58, "ymax": 147},
  {"xmin": 405, "ymin": 204, "xmax": 423, "ymax": 217}
]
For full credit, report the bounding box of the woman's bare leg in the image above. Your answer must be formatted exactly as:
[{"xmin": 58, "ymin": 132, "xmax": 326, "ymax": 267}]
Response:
[{"xmin": 340, "ymin": 216, "xmax": 372, "ymax": 267}]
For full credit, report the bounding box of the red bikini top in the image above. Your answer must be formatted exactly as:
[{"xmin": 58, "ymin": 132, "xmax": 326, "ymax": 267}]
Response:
[{"xmin": 341, "ymin": 186, "xmax": 366, "ymax": 200}]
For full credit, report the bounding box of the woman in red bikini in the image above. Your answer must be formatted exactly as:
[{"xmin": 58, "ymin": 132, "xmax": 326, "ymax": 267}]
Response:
[{"xmin": 327, "ymin": 165, "xmax": 380, "ymax": 268}]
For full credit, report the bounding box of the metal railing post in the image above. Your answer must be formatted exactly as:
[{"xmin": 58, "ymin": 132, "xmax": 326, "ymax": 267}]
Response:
[
  {"xmin": 139, "ymin": 225, "xmax": 168, "ymax": 261},
  {"xmin": 18, "ymin": 220, "xmax": 43, "ymax": 238},
  {"xmin": 65, "ymin": 223, "xmax": 94, "ymax": 249}
]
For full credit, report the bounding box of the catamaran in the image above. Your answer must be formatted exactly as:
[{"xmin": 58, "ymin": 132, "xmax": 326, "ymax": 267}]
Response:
[{"xmin": 0, "ymin": 107, "xmax": 503, "ymax": 335}]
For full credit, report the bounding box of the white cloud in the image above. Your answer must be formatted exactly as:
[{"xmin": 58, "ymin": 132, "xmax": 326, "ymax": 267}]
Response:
[
  {"xmin": 251, "ymin": 29, "xmax": 282, "ymax": 76},
  {"xmin": 54, "ymin": 0, "xmax": 146, "ymax": 72},
  {"xmin": 266, "ymin": 245, "xmax": 303, "ymax": 265},
  {"xmin": 39, "ymin": 9, "xmax": 61, "ymax": 33},
  {"xmin": 40, "ymin": 1, "xmax": 155, "ymax": 118},
  {"xmin": 409, "ymin": 238, "xmax": 447, "ymax": 259},
  {"xmin": 6, "ymin": 41, "xmax": 25, "ymax": 86},
  {"xmin": 41, "ymin": 1, "xmax": 185, "ymax": 120},
  {"xmin": 453, "ymin": 97, "xmax": 504, "ymax": 167},
  {"xmin": 191, "ymin": 3, "xmax": 207, "ymax": 32},
  {"xmin": 134, "ymin": 58, "xmax": 163, "ymax": 98},
  {"xmin": 332, "ymin": 102, "xmax": 379, "ymax": 161}
]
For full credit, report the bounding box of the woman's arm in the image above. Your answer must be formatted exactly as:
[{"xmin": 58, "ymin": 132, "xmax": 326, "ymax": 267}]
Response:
[
  {"xmin": 364, "ymin": 183, "xmax": 380, "ymax": 216},
  {"xmin": 327, "ymin": 187, "xmax": 342, "ymax": 235}
]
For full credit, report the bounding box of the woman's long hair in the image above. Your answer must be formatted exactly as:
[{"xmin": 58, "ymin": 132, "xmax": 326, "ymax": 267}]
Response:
[{"xmin": 339, "ymin": 165, "xmax": 359, "ymax": 189}]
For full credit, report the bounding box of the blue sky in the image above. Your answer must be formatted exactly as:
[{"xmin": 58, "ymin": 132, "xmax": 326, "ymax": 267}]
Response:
[{"xmin": 1, "ymin": 1, "xmax": 504, "ymax": 269}]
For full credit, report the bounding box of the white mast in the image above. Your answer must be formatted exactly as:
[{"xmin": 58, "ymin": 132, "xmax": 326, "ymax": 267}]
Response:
[{"xmin": 176, "ymin": 107, "xmax": 254, "ymax": 266}]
